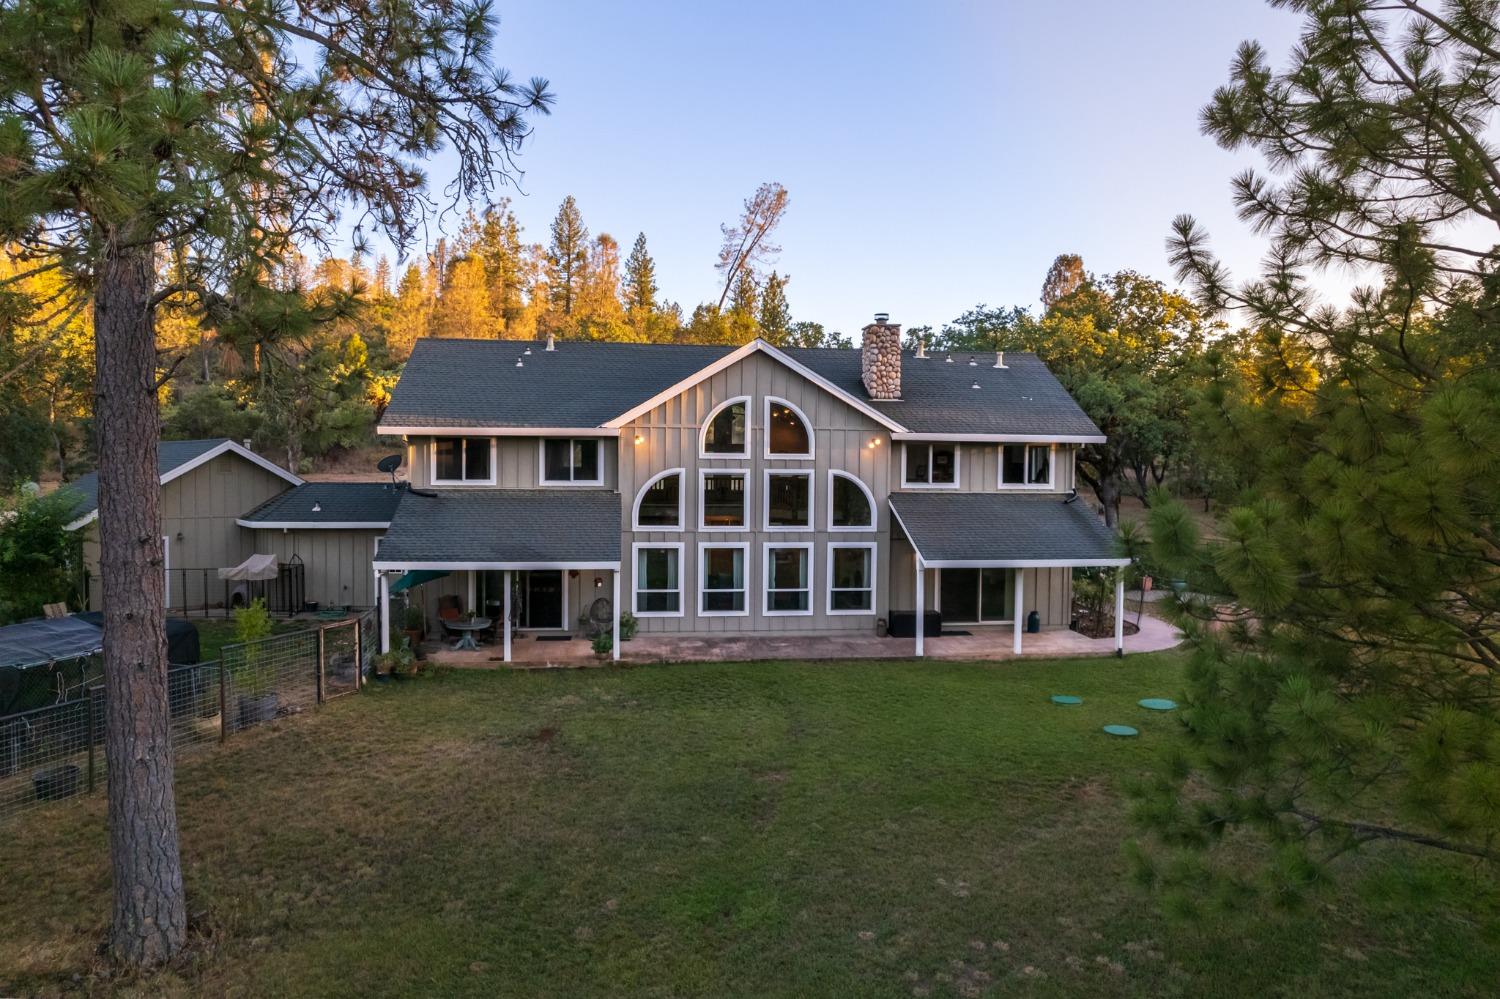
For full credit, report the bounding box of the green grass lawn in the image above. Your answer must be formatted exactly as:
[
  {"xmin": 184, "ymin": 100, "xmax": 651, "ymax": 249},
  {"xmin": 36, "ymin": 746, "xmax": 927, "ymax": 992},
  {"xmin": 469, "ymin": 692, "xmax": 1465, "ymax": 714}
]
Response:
[{"xmin": 3, "ymin": 653, "xmax": 1497, "ymax": 997}]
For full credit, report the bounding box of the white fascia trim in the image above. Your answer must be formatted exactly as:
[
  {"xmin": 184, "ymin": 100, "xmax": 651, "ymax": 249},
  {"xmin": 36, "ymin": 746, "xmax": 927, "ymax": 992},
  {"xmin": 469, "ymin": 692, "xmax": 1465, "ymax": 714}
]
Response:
[
  {"xmin": 379, "ymin": 425, "xmax": 620, "ymax": 437},
  {"xmin": 827, "ymin": 470, "xmax": 877, "ymax": 532},
  {"xmin": 374, "ymin": 560, "xmax": 619, "ymax": 572},
  {"xmin": 891, "ymin": 432, "xmax": 1106, "ymax": 444},
  {"xmin": 762, "ymin": 395, "xmax": 815, "ymax": 460},
  {"xmin": 602, "ymin": 338, "xmax": 907, "ymax": 433},
  {"xmin": 631, "ymin": 541, "xmax": 685, "ymax": 618},
  {"xmin": 238, "ymin": 520, "xmax": 391, "ymax": 530},
  {"xmin": 698, "ymin": 467, "xmax": 749, "ymax": 532},
  {"xmin": 163, "ymin": 439, "xmax": 304, "ymax": 488},
  {"xmin": 762, "ymin": 541, "xmax": 815, "ymax": 617},
  {"xmin": 762, "ymin": 468, "xmax": 814, "ymax": 532},
  {"xmin": 887, "ymin": 502, "xmax": 924, "ymax": 567},
  {"xmin": 919, "ymin": 558, "xmax": 1131, "ymax": 568},
  {"xmin": 631, "ymin": 468, "xmax": 685, "ymax": 532},
  {"xmin": 697, "ymin": 541, "xmax": 750, "ymax": 617},
  {"xmin": 698, "ymin": 396, "xmax": 752, "ymax": 459},
  {"xmin": 826, "ymin": 541, "xmax": 878, "ymax": 616}
]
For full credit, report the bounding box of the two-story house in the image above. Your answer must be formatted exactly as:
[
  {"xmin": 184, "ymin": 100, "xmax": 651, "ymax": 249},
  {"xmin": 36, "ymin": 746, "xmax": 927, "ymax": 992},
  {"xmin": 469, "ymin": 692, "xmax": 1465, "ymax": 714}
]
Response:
[{"xmin": 371, "ymin": 315, "xmax": 1126, "ymax": 661}]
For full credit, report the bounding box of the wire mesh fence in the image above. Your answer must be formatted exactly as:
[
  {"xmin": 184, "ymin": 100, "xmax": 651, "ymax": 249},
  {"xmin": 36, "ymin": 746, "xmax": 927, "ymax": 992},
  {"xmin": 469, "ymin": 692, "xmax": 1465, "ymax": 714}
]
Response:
[{"xmin": 0, "ymin": 609, "xmax": 374, "ymax": 822}]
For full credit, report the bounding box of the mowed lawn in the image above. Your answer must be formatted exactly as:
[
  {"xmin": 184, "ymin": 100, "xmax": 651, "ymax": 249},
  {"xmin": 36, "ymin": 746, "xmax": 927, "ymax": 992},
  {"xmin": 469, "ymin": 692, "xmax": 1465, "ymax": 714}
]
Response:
[{"xmin": 4, "ymin": 654, "xmax": 1497, "ymax": 997}]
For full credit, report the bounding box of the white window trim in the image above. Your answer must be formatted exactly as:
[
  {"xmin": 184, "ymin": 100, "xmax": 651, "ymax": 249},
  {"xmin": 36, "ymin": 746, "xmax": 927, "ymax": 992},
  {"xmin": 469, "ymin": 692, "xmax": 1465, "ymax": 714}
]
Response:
[
  {"xmin": 827, "ymin": 470, "xmax": 877, "ymax": 532},
  {"xmin": 762, "ymin": 395, "xmax": 815, "ymax": 460},
  {"xmin": 899, "ymin": 442, "xmax": 962, "ymax": 490},
  {"xmin": 698, "ymin": 395, "xmax": 752, "ymax": 459},
  {"xmin": 762, "ymin": 541, "xmax": 814, "ymax": 617},
  {"xmin": 698, "ymin": 468, "xmax": 749, "ymax": 532},
  {"xmin": 632, "ymin": 542, "xmax": 685, "ymax": 618},
  {"xmin": 430, "ymin": 436, "xmax": 498, "ymax": 486},
  {"xmin": 998, "ymin": 443, "xmax": 1057, "ymax": 490},
  {"xmin": 538, "ymin": 437, "xmax": 605, "ymax": 486},
  {"xmin": 697, "ymin": 541, "xmax": 750, "ymax": 617},
  {"xmin": 763, "ymin": 468, "xmax": 815, "ymax": 532},
  {"xmin": 827, "ymin": 541, "xmax": 878, "ymax": 616},
  {"xmin": 631, "ymin": 468, "xmax": 685, "ymax": 532}
]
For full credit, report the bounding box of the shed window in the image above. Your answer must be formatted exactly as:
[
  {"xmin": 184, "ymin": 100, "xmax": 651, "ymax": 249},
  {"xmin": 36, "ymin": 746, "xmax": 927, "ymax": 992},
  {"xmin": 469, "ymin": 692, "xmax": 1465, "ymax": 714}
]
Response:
[
  {"xmin": 433, "ymin": 437, "xmax": 492, "ymax": 483},
  {"xmin": 543, "ymin": 438, "xmax": 601, "ymax": 484}
]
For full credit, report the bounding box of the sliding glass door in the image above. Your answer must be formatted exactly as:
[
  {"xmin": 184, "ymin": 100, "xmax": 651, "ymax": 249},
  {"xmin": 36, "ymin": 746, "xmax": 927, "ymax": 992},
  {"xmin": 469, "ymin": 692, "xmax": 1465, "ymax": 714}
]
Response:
[{"xmin": 938, "ymin": 568, "xmax": 1015, "ymax": 624}]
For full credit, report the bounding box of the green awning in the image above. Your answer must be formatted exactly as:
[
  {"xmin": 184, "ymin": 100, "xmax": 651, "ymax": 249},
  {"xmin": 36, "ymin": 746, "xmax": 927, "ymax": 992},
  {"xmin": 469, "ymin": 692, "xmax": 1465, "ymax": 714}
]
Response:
[{"xmin": 389, "ymin": 569, "xmax": 450, "ymax": 594}]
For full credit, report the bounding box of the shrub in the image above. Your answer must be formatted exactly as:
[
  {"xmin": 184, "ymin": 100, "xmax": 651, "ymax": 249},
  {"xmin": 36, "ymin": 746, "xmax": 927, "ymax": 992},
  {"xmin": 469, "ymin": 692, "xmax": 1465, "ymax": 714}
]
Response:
[{"xmin": 591, "ymin": 632, "xmax": 613, "ymax": 657}]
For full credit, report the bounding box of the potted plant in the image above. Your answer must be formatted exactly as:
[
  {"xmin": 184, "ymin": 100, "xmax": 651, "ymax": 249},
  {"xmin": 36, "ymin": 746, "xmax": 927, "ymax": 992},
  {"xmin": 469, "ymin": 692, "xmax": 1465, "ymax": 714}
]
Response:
[
  {"xmin": 591, "ymin": 632, "xmax": 613, "ymax": 661},
  {"xmin": 619, "ymin": 611, "xmax": 639, "ymax": 642},
  {"xmin": 401, "ymin": 605, "xmax": 426, "ymax": 659},
  {"xmin": 381, "ymin": 642, "xmax": 418, "ymax": 680}
]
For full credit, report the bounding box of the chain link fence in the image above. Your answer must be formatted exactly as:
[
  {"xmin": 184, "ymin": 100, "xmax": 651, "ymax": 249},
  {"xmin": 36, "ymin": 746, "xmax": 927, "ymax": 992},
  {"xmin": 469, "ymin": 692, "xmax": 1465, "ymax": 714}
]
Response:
[{"xmin": 0, "ymin": 610, "xmax": 374, "ymax": 821}]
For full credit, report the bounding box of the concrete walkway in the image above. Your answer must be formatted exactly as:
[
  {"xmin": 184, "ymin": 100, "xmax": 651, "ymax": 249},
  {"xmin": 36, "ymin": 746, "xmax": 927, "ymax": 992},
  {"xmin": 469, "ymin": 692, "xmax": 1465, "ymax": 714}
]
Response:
[{"xmin": 422, "ymin": 614, "xmax": 1182, "ymax": 669}]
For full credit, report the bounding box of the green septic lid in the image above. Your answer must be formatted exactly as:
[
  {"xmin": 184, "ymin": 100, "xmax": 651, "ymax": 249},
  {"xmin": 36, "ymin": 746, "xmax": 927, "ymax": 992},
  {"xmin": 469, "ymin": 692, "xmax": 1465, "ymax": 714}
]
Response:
[
  {"xmin": 1102, "ymin": 724, "xmax": 1139, "ymax": 737},
  {"xmin": 1050, "ymin": 695, "xmax": 1083, "ymax": 705},
  {"xmin": 1138, "ymin": 698, "xmax": 1177, "ymax": 711}
]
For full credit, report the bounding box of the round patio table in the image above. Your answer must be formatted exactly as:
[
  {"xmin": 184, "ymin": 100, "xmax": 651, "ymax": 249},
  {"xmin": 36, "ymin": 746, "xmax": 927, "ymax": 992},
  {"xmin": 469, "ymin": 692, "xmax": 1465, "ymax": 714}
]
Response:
[{"xmin": 448, "ymin": 618, "xmax": 491, "ymax": 651}]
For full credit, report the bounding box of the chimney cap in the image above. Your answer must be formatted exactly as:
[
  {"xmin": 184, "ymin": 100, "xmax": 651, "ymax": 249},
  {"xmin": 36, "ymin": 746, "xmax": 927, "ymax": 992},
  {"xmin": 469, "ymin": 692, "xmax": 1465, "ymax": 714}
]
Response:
[{"xmin": 873, "ymin": 312, "xmax": 889, "ymax": 324}]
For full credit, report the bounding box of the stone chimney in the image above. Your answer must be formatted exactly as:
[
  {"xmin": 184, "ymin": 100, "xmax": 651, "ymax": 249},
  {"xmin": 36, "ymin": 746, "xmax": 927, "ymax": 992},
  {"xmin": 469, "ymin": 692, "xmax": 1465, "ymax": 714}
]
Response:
[{"xmin": 861, "ymin": 313, "xmax": 902, "ymax": 400}]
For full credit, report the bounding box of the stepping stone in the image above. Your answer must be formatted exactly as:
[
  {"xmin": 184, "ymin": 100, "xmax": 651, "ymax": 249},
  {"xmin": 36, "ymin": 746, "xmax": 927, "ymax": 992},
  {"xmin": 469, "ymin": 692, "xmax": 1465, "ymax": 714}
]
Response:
[
  {"xmin": 1102, "ymin": 724, "xmax": 1139, "ymax": 737},
  {"xmin": 1050, "ymin": 695, "xmax": 1082, "ymax": 705},
  {"xmin": 1138, "ymin": 698, "xmax": 1177, "ymax": 711}
]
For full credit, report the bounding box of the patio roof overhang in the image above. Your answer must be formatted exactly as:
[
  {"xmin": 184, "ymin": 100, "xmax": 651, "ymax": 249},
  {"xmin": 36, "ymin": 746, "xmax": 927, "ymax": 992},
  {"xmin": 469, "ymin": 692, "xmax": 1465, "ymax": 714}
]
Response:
[
  {"xmin": 889, "ymin": 492, "xmax": 1127, "ymax": 569},
  {"xmin": 371, "ymin": 488, "xmax": 622, "ymax": 573}
]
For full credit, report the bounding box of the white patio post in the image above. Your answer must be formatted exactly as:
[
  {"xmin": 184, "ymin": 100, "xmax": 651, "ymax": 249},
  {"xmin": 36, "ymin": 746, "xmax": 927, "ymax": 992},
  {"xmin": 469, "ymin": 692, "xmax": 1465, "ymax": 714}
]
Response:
[
  {"xmin": 612, "ymin": 568, "xmax": 621, "ymax": 662},
  {"xmin": 502, "ymin": 569, "xmax": 512, "ymax": 663},
  {"xmin": 378, "ymin": 572, "xmax": 391, "ymax": 654},
  {"xmin": 1012, "ymin": 568, "xmax": 1024, "ymax": 655},
  {"xmin": 1114, "ymin": 570, "xmax": 1126, "ymax": 655},
  {"xmin": 914, "ymin": 559, "xmax": 925, "ymax": 657},
  {"xmin": 466, "ymin": 570, "xmax": 477, "ymax": 614}
]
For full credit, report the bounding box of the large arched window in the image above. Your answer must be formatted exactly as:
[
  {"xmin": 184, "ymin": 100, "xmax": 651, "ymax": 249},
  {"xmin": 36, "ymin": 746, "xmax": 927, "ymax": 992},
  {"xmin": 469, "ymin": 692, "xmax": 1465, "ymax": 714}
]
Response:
[
  {"xmin": 700, "ymin": 396, "xmax": 749, "ymax": 457},
  {"xmin": 632, "ymin": 468, "xmax": 684, "ymax": 530},
  {"xmin": 828, "ymin": 471, "xmax": 875, "ymax": 531},
  {"xmin": 764, "ymin": 396, "xmax": 813, "ymax": 459}
]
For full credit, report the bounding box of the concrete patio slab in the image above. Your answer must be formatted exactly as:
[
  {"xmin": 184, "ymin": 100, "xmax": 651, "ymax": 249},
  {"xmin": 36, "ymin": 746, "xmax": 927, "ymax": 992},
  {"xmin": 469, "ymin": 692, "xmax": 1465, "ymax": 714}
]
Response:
[{"xmin": 419, "ymin": 614, "xmax": 1182, "ymax": 669}]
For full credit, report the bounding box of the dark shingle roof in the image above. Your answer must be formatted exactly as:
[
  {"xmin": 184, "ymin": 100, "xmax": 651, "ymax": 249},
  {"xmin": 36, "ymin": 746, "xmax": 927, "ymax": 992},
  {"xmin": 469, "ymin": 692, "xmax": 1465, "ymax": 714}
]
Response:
[
  {"xmin": 890, "ymin": 492, "xmax": 1122, "ymax": 564},
  {"xmin": 380, "ymin": 339, "xmax": 1100, "ymax": 437},
  {"xmin": 374, "ymin": 489, "xmax": 621, "ymax": 565},
  {"xmin": 62, "ymin": 438, "xmax": 233, "ymax": 522},
  {"xmin": 238, "ymin": 482, "xmax": 403, "ymax": 526}
]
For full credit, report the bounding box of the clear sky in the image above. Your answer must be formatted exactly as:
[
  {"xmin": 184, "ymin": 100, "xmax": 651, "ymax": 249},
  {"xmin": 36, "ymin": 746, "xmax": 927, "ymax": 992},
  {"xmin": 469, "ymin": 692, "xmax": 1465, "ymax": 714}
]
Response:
[{"xmin": 397, "ymin": 0, "xmax": 1312, "ymax": 333}]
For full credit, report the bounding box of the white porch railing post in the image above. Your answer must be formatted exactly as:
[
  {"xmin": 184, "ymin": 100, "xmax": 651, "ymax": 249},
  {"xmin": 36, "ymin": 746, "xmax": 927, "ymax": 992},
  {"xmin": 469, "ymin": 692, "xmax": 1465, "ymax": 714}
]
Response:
[
  {"xmin": 1012, "ymin": 569, "xmax": 1024, "ymax": 655},
  {"xmin": 1114, "ymin": 570, "xmax": 1125, "ymax": 655},
  {"xmin": 502, "ymin": 569, "xmax": 512, "ymax": 663},
  {"xmin": 467, "ymin": 570, "xmax": 477, "ymax": 615},
  {"xmin": 378, "ymin": 572, "xmax": 390, "ymax": 654},
  {"xmin": 914, "ymin": 559, "xmax": 925, "ymax": 657},
  {"xmin": 612, "ymin": 568, "xmax": 621, "ymax": 662}
]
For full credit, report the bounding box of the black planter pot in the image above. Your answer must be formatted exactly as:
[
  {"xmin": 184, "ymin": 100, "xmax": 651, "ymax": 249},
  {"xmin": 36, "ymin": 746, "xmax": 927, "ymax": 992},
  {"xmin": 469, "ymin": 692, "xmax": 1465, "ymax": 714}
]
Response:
[
  {"xmin": 33, "ymin": 764, "xmax": 81, "ymax": 801},
  {"xmin": 238, "ymin": 692, "xmax": 280, "ymax": 728}
]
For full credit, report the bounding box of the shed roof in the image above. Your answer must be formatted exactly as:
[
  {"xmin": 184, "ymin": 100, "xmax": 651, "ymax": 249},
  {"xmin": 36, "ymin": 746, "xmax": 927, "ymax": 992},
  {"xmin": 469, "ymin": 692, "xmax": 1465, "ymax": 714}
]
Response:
[
  {"xmin": 889, "ymin": 492, "xmax": 1125, "ymax": 567},
  {"xmin": 238, "ymin": 482, "xmax": 404, "ymax": 528},
  {"xmin": 373, "ymin": 489, "xmax": 621, "ymax": 568}
]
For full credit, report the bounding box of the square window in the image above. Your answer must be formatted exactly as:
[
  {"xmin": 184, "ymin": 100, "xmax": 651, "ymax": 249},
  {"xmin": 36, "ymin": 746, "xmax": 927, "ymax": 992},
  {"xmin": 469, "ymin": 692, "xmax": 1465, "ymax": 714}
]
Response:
[
  {"xmin": 702, "ymin": 472, "xmax": 747, "ymax": 528},
  {"xmin": 434, "ymin": 437, "xmax": 491, "ymax": 483},
  {"xmin": 1000, "ymin": 444, "xmax": 1052, "ymax": 488},
  {"xmin": 542, "ymin": 438, "xmax": 601, "ymax": 483},
  {"xmin": 766, "ymin": 471, "xmax": 812, "ymax": 529},
  {"xmin": 903, "ymin": 443, "xmax": 959, "ymax": 487}
]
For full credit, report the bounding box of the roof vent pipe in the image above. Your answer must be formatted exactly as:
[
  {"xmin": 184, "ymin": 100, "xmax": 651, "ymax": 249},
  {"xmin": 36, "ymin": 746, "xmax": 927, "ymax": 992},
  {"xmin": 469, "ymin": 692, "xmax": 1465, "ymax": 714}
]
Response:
[
  {"xmin": 545, "ymin": 332, "xmax": 556, "ymax": 352},
  {"xmin": 993, "ymin": 351, "xmax": 1007, "ymax": 369},
  {"xmin": 915, "ymin": 335, "xmax": 927, "ymax": 360}
]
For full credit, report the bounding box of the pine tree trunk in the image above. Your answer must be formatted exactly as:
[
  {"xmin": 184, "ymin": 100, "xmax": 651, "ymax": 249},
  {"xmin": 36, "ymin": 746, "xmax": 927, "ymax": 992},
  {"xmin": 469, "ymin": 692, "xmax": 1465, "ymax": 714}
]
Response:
[{"xmin": 94, "ymin": 237, "xmax": 188, "ymax": 966}]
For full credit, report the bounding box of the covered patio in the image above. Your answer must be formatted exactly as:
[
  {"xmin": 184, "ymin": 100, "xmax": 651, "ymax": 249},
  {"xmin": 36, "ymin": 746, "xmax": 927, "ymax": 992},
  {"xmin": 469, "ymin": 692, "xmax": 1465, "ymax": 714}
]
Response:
[
  {"xmin": 889, "ymin": 492, "xmax": 1131, "ymax": 657},
  {"xmin": 372, "ymin": 489, "xmax": 622, "ymax": 662}
]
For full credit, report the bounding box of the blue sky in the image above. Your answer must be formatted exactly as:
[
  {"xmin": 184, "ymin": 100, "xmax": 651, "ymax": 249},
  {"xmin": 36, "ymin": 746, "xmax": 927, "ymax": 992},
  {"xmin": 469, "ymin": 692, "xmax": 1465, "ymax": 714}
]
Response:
[{"xmin": 397, "ymin": 0, "xmax": 1312, "ymax": 332}]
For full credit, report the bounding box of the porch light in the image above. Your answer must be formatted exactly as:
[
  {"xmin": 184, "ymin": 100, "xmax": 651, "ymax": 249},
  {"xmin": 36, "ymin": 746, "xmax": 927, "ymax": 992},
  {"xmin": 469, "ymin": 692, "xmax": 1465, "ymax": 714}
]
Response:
[{"xmin": 634, "ymin": 434, "xmax": 644, "ymax": 445}]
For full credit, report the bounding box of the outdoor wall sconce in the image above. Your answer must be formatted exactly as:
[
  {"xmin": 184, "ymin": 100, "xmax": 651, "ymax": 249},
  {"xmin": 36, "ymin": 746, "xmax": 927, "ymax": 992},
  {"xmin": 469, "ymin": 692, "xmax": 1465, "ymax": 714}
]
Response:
[
  {"xmin": 568, "ymin": 569, "xmax": 579, "ymax": 579},
  {"xmin": 175, "ymin": 531, "xmax": 184, "ymax": 541},
  {"xmin": 634, "ymin": 434, "xmax": 644, "ymax": 445},
  {"xmin": 594, "ymin": 576, "xmax": 603, "ymax": 589}
]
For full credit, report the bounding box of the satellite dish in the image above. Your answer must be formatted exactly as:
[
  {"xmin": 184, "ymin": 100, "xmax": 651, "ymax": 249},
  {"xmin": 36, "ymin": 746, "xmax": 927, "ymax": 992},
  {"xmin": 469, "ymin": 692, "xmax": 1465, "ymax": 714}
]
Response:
[{"xmin": 376, "ymin": 454, "xmax": 402, "ymax": 474}]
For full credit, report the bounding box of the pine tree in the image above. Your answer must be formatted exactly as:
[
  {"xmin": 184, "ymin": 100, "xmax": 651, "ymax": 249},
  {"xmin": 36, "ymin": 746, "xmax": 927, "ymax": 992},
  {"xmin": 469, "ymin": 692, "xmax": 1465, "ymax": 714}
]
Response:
[
  {"xmin": 1040, "ymin": 253, "xmax": 1085, "ymax": 311},
  {"xmin": 758, "ymin": 271, "xmax": 791, "ymax": 344},
  {"xmin": 546, "ymin": 195, "xmax": 589, "ymax": 321},
  {"xmin": 728, "ymin": 268, "xmax": 759, "ymax": 318},
  {"xmin": 623, "ymin": 233, "xmax": 658, "ymax": 314},
  {"xmin": 0, "ymin": 0, "xmax": 551, "ymax": 964},
  {"xmin": 476, "ymin": 201, "xmax": 527, "ymax": 330}
]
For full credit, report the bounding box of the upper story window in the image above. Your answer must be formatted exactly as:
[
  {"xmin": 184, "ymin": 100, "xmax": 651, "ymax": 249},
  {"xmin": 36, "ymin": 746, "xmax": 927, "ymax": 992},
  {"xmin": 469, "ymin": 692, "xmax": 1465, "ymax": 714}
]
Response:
[
  {"xmin": 829, "ymin": 471, "xmax": 875, "ymax": 531},
  {"xmin": 633, "ymin": 469, "xmax": 683, "ymax": 530},
  {"xmin": 700, "ymin": 469, "xmax": 748, "ymax": 530},
  {"xmin": 1000, "ymin": 444, "xmax": 1053, "ymax": 489},
  {"xmin": 764, "ymin": 397, "xmax": 813, "ymax": 459},
  {"xmin": 764, "ymin": 470, "xmax": 813, "ymax": 531},
  {"xmin": 541, "ymin": 438, "xmax": 602, "ymax": 485},
  {"xmin": 701, "ymin": 396, "xmax": 749, "ymax": 457},
  {"xmin": 433, "ymin": 437, "xmax": 494, "ymax": 485},
  {"xmin": 902, "ymin": 442, "xmax": 959, "ymax": 488}
]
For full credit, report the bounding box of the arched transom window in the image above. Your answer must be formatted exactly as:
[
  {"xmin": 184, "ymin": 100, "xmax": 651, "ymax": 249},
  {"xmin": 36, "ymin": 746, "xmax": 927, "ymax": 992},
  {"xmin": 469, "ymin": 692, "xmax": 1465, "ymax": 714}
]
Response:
[
  {"xmin": 701, "ymin": 397, "xmax": 749, "ymax": 457},
  {"xmin": 633, "ymin": 468, "xmax": 684, "ymax": 530},
  {"xmin": 764, "ymin": 397, "xmax": 812, "ymax": 458},
  {"xmin": 828, "ymin": 471, "xmax": 875, "ymax": 530}
]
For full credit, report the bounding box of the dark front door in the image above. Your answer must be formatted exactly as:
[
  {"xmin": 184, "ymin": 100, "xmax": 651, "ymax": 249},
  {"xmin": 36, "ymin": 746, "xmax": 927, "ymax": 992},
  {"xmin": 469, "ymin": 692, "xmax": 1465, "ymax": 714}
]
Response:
[{"xmin": 524, "ymin": 571, "xmax": 564, "ymax": 629}]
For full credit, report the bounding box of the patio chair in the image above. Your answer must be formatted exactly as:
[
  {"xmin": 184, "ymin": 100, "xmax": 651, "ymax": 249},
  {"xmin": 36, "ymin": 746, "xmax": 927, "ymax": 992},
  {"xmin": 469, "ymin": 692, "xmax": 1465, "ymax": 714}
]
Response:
[{"xmin": 436, "ymin": 595, "xmax": 465, "ymax": 641}]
